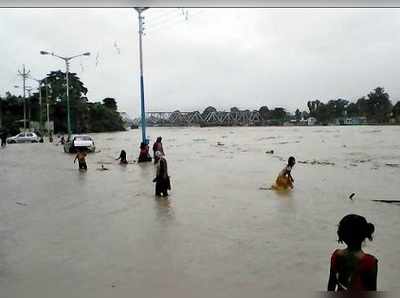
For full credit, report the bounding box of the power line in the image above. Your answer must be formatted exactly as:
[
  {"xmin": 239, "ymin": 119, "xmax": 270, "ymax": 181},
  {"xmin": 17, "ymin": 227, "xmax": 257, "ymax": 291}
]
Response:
[
  {"xmin": 147, "ymin": 9, "xmax": 182, "ymax": 26},
  {"xmin": 146, "ymin": 9, "xmax": 206, "ymax": 34}
]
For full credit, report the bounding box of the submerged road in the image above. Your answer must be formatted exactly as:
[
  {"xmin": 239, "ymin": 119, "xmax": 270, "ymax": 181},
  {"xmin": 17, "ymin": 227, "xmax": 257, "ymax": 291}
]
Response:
[{"xmin": 0, "ymin": 126, "xmax": 399, "ymax": 297}]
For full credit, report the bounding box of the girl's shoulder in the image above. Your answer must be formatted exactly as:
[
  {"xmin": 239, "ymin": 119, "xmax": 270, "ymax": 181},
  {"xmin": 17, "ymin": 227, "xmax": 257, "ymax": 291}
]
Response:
[
  {"xmin": 331, "ymin": 248, "xmax": 346, "ymax": 260},
  {"xmin": 361, "ymin": 253, "xmax": 378, "ymax": 269},
  {"xmin": 330, "ymin": 249, "xmax": 344, "ymax": 267}
]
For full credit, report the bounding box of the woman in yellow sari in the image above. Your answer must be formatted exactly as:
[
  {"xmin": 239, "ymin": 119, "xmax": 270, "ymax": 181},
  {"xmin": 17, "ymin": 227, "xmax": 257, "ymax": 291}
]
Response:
[{"xmin": 273, "ymin": 156, "xmax": 295, "ymax": 190}]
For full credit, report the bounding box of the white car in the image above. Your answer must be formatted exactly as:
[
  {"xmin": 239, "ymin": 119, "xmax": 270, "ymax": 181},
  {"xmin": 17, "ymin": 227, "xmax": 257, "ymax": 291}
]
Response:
[
  {"xmin": 7, "ymin": 132, "xmax": 40, "ymax": 143},
  {"xmin": 64, "ymin": 134, "xmax": 96, "ymax": 153}
]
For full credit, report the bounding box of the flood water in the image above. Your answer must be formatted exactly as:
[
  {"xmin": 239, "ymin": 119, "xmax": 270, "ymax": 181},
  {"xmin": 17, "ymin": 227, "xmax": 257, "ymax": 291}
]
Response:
[{"xmin": 0, "ymin": 126, "xmax": 399, "ymax": 297}]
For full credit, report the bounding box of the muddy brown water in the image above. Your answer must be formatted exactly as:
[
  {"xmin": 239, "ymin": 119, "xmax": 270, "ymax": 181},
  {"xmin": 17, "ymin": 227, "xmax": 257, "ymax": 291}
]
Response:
[{"xmin": 0, "ymin": 126, "xmax": 399, "ymax": 297}]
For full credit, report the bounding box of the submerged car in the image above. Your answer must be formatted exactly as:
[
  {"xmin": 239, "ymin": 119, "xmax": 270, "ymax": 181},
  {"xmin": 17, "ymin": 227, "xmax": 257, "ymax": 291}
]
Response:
[
  {"xmin": 63, "ymin": 134, "xmax": 96, "ymax": 153},
  {"xmin": 7, "ymin": 132, "xmax": 40, "ymax": 143}
]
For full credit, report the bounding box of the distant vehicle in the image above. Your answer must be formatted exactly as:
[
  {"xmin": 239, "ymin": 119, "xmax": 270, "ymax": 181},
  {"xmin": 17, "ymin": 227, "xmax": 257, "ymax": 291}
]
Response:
[
  {"xmin": 7, "ymin": 132, "xmax": 40, "ymax": 143},
  {"xmin": 63, "ymin": 134, "xmax": 96, "ymax": 153},
  {"xmin": 130, "ymin": 124, "xmax": 139, "ymax": 129}
]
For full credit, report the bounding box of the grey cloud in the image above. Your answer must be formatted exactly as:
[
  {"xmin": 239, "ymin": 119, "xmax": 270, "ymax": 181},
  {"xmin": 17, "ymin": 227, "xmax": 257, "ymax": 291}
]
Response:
[{"xmin": 1, "ymin": 8, "xmax": 400, "ymax": 118}]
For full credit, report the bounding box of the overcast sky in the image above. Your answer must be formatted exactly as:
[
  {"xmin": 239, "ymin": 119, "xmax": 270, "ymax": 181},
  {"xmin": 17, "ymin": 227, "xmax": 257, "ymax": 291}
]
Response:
[{"xmin": 1, "ymin": 8, "xmax": 400, "ymax": 117}]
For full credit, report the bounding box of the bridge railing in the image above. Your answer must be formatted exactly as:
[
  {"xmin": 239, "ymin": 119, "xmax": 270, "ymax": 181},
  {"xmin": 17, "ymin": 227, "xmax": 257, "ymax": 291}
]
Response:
[{"xmin": 139, "ymin": 110, "xmax": 261, "ymax": 126}]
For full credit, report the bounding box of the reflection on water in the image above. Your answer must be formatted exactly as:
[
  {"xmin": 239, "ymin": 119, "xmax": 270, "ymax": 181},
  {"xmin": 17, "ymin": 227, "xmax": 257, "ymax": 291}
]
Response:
[{"xmin": 154, "ymin": 197, "xmax": 175, "ymax": 223}]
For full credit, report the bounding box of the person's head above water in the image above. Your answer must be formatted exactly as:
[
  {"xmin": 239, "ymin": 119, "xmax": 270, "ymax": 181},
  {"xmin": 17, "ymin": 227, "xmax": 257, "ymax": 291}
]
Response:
[
  {"xmin": 156, "ymin": 137, "xmax": 162, "ymax": 142},
  {"xmin": 337, "ymin": 214, "xmax": 375, "ymax": 247},
  {"xmin": 288, "ymin": 156, "xmax": 296, "ymax": 166}
]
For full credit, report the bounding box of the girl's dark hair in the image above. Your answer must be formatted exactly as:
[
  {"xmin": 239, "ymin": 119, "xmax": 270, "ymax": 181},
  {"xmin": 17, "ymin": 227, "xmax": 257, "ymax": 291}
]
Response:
[
  {"xmin": 337, "ymin": 214, "xmax": 375, "ymax": 244},
  {"xmin": 288, "ymin": 156, "xmax": 295, "ymax": 164}
]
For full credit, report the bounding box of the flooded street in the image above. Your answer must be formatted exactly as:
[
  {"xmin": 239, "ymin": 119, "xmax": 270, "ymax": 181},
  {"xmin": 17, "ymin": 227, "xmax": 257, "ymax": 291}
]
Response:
[{"xmin": 1, "ymin": 126, "xmax": 399, "ymax": 297}]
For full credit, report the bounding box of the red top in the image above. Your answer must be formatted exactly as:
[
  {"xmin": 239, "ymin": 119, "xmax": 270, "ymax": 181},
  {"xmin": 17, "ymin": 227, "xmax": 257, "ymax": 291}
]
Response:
[{"xmin": 330, "ymin": 249, "xmax": 378, "ymax": 291}]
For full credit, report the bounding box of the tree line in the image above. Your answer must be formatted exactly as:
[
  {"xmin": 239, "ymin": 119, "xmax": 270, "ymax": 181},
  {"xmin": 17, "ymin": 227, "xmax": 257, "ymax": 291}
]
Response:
[
  {"xmin": 0, "ymin": 70, "xmax": 125, "ymax": 135},
  {"xmin": 200, "ymin": 87, "xmax": 400, "ymax": 125}
]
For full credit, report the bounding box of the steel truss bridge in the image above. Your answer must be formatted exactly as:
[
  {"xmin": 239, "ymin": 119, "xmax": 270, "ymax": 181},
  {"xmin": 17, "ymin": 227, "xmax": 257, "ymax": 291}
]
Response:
[{"xmin": 135, "ymin": 110, "xmax": 262, "ymax": 126}]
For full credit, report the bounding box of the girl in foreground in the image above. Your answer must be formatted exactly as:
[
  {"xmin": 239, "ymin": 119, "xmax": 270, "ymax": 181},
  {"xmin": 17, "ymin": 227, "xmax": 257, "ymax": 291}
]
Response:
[
  {"xmin": 272, "ymin": 156, "xmax": 295, "ymax": 190},
  {"xmin": 328, "ymin": 214, "xmax": 378, "ymax": 291}
]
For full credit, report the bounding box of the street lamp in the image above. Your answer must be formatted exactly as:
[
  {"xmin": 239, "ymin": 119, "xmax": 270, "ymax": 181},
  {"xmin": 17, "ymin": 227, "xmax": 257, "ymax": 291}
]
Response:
[{"xmin": 40, "ymin": 50, "xmax": 90, "ymax": 138}]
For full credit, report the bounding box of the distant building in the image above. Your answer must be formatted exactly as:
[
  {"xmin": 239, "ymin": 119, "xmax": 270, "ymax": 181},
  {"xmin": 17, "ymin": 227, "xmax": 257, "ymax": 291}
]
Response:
[
  {"xmin": 307, "ymin": 117, "xmax": 317, "ymax": 126},
  {"xmin": 335, "ymin": 116, "xmax": 367, "ymax": 125}
]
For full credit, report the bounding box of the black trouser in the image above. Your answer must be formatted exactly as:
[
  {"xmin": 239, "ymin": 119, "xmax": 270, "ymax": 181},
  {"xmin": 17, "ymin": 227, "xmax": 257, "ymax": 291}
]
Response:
[
  {"xmin": 79, "ymin": 161, "xmax": 87, "ymax": 170},
  {"xmin": 155, "ymin": 176, "xmax": 170, "ymax": 196}
]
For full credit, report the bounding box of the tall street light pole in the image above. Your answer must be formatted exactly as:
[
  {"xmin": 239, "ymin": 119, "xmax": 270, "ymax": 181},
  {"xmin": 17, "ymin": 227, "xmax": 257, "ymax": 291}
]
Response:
[
  {"xmin": 135, "ymin": 7, "xmax": 149, "ymax": 145},
  {"xmin": 40, "ymin": 50, "xmax": 90, "ymax": 138}
]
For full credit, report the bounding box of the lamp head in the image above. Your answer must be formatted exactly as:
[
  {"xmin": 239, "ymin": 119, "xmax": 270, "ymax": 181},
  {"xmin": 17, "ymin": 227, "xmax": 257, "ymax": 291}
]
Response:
[
  {"xmin": 40, "ymin": 51, "xmax": 50, "ymax": 55},
  {"xmin": 83, "ymin": 52, "xmax": 90, "ymax": 56}
]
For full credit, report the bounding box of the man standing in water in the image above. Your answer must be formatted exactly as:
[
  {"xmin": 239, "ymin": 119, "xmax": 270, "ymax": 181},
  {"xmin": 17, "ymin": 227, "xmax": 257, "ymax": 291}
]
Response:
[
  {"xmin": 152, "ymin": 136, "xmax": 164, "ymax": 164},
  {"xmin": 0, "ymin": 129, "xmax": 7, "ymax": 147},
  {"xmin": 74, "ymin": 148, "xmax": 88, "ymax": 171},
  {"xmin": 153, "ymin": 151, "xmax": 171, "ymax": 197}
]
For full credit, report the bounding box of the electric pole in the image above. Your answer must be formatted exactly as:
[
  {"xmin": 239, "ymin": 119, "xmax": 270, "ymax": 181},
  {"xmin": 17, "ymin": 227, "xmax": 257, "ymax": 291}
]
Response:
[
  {"xmin": 26, "ymin": 86, "xmax": 33, "ymax": 125},
  {"xmin": 18, "ymin": 65, "xmax": 30, "ymax": 131},
  {"xmin": 45, "ymin": 78, "xmax": 50, "ymax": 135},
  {"xmin": 135, "ymin": 7, "xmax": 149, "ymax": 144}
]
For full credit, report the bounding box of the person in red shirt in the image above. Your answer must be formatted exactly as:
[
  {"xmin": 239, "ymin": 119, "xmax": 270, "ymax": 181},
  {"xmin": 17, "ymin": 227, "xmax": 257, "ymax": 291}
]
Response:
[
  {"xmin": 138, "ymin": 142, "xmax": 152, "ymax": 163},
  {"xmin": 327, "ymin": 214, "xmax": 378, "ymax": 291}
]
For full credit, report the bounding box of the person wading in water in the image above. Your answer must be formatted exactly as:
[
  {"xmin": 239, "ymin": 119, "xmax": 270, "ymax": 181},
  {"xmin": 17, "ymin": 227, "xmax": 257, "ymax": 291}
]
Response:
[
  {"xmin": 74, "ymin": 148, "xmax": 88, "ymax": 171},
  {"xmin": 153, "ymin": 151, "xmax": 171, "ymax": 197},
  {"xmin": 152, "ymin": 136, "xmax": 164, "ymax": 164}
]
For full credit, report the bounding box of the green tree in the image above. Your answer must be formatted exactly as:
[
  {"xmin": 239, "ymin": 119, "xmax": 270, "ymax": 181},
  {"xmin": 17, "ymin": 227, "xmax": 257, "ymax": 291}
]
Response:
[
  {"xmin": 103, "ymin": 98, "xmax": 118, "ymax": 111},
  {"xmin": 295, "ymin": 109, "xmax": 301, "ymax": 121},
  {"xmin": 87, "ymin": 102, "xmax": 125, "ymax": 132},
  {"xmin": 365, "ymin": 87, "xmax": 392, "ymax": 123},
  {"xmin": 42, "ymin": 70, "xmax": 88, "ymax": 133},
  {"xmin": 307, "ymin": 100, "xmax": 321, "ymax": 117},
  {"xmin": 392, "ymin": 101, "xmax": 400, "ymax": 122},
  {"xmin": 0, "ymin": 92, "xmax": 24, "ymax": 134},
  {"xmin": 346, "ymin": 102, "xmax": 359, "ymax": 117},
  {"xmin": 326, "ymin": 98, "xmax": 349, "ymax": 119},
  {"xmin": 259, "ymin": 106, "xmax": 270, "ymax": 120},
  {"xmin": 271, "ymin": 107, "xmax": 287, "ymax": 121}
]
